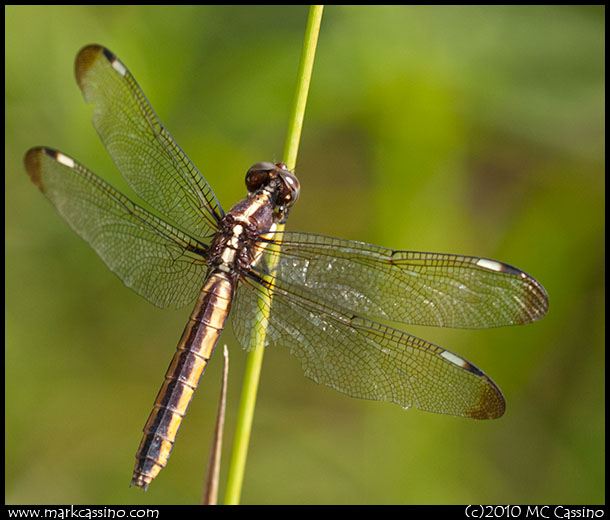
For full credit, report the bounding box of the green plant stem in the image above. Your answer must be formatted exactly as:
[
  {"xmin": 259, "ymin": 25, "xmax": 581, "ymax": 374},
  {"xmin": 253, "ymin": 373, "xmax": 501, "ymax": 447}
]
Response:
[{"xmin": 223, "ymin": 5, "xmax": 324, "ymax": 505}]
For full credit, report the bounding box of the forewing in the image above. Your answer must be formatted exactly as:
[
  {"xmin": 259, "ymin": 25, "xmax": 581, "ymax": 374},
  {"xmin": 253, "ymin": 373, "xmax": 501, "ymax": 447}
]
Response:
[
  {"xmin": 257, "ymin": 232, "xmax": 548, "ymax": 329},
  {"xmin": 74, "ymin": 44, "xmax": 223, "ymax": 239}
]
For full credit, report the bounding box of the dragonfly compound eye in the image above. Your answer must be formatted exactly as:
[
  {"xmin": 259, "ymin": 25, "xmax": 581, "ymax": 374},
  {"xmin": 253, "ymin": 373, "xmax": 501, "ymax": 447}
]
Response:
[
  {"xmin": 245, "ymin": 162, "xmax": 275, "ymax": 193},
  {"xmin": 278, "ymin": 169, "xmax": 300, "ymax": 207}
]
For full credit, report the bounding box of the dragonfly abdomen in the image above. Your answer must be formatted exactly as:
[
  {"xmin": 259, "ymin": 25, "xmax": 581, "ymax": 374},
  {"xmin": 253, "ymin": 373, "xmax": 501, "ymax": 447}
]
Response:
[
  {"xmin": 131, "ymin": 270, "xmax": 235, "ymax": 490},
  {"xmin": 131, "ymin": 180, "xmax": 287, "ymax": 489}
]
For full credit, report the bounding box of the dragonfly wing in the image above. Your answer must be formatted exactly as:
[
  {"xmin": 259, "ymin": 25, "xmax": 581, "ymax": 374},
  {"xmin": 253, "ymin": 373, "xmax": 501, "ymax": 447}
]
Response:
[
  {"xmin": 75, "ymin": 44, "xmax": 223, "ymax": 239},
  {"xmin": 25, "ymin": 147, "xmax": 208, "ymax": 309},
  {"xmin": 257, "ymin": 231, "xmax": 548, "ymax": 329},
  {"xmin": 232, "ymin": 271, "xmax": 505, "ymax": 419}
]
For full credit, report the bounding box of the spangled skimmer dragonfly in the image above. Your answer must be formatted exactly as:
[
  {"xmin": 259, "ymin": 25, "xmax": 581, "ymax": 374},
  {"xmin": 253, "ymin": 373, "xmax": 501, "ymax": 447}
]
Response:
[{"xmin": 24, "ymin": 45, "xmax": 548, "ymax": 490}]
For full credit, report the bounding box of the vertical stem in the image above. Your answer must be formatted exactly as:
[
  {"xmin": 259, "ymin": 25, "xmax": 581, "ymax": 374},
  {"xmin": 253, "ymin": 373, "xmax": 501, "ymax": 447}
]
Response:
[
  {"xmin": 201, "ymin": 345, "xmax": 229, "ymax": 505},
  {"xmin": 223, "ymin": 5, "xmax": 324, "ymax": 505},
  {"xmin": 282, "ymin": 5, "xmax": 324, "ymax": 171}
]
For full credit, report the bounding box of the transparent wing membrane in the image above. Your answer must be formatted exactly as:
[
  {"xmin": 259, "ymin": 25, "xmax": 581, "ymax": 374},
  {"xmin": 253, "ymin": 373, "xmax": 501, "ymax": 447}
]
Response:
[
  {"xmin": 255, "ymin": 231, "xmax": 548, "ymax": 329},
  {"xmin": 230, "ymin": 231, "xmax": 548, "ymax": 418},
  {"xmin": 25, "ymin": 147, "xmax": 209, "ymax": 308},
  {"xmin": 75, "ymin": 45, "xmax": 223, "ymax": 239},
  {"xmin": 233, "ymin": 271, "xmax": 506, "ymax": 419}
]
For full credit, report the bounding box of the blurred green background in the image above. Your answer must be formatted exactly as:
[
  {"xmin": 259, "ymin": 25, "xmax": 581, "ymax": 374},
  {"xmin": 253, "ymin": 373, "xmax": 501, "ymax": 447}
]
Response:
[{"xmin": 5, "ymin": 5, "xmax": 604, "ymax": 505}]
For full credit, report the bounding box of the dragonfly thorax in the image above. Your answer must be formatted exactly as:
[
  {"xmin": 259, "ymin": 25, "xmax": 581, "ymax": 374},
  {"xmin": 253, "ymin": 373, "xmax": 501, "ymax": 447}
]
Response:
[{"xmin": 206, "ymin": 193, "xmax": 275, "ymax": 276}]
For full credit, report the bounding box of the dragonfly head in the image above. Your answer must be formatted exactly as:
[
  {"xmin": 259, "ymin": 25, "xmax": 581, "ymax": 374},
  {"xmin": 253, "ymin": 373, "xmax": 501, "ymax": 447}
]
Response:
[{"xmin": 245, "ymin": 162, "xmax": 300, "ymax": 222}]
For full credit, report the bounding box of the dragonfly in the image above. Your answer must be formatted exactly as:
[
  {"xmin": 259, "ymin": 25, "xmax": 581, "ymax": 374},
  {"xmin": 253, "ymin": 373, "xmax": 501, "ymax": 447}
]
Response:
[{"xmin": 24, "ymin": 44, "xmax": 548, "ymax": 490}]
